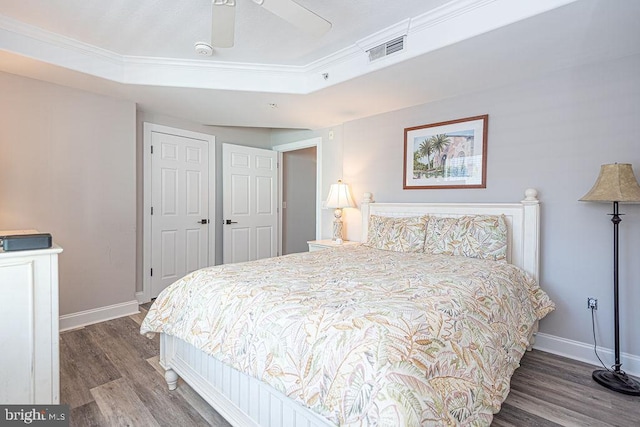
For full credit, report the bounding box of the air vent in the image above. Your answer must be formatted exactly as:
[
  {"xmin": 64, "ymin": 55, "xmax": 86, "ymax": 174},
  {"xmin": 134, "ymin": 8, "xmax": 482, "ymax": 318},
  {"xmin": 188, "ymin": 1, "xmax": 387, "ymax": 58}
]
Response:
[{"xmin": 367, "ymin": 36, "xmax": 405, "ymax": 62}]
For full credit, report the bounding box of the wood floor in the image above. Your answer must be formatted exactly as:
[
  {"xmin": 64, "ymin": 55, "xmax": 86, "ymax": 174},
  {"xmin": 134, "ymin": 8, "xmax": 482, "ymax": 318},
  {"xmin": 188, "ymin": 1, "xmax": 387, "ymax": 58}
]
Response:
[{"xmin": 60, "ymin": 306, "xmax": 640, "ymax": 426}]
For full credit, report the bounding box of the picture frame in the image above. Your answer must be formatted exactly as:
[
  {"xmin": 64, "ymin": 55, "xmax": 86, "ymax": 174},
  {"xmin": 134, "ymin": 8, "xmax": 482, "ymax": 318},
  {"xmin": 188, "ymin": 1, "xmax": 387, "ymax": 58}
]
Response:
[{"xmin": 403, "ymin": 114, "xmax": 488, "ymax": 189}]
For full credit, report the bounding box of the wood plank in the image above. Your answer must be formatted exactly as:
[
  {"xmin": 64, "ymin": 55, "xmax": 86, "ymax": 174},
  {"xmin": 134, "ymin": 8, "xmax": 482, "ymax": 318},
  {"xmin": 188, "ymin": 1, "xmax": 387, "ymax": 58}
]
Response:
[
  {"xmin": 87, "ymin": 316, "xmax": 159, "ymax": 360},
  {"xmin": 504, "ymin": 388, "xmax": 612, "ymax": 427},
  {"xmin": 69, "ymin": 401, "xmax": 108, "ymax": 427},
  {"xmin": 91, "ymin": 378, "xmax": 160, "ymax": 427},
  {"xmin": 128, "ymin": 312, "xmax": 146, "ymax": 326},
  {"xmin": 128, "ymin": 307, "xmax": 148, "ymax": 326},
  {"xmin": 516, "ymin": 352, "xmax": 640, "ymax": 406},
  {"xmin": 86, "ymin": 320, "xmax": 212, "ymax": 426},
  {"xmin": 510, "ymin": 366, "xmax": 640, "ymax": 425},
  {"xmin": 492, "ymin": 402, "xmax": 562, "ymax": 427},
  {"xmin": 59, "ymin": 328, "xmax": 121, "ymax": 408},
  {"xmin": 140, "ymin": 301, "xmax": 154, "ymax": 311},
  {"xmin": 519, "ymin": 351, "xmax": 601, "ymax": 387}
]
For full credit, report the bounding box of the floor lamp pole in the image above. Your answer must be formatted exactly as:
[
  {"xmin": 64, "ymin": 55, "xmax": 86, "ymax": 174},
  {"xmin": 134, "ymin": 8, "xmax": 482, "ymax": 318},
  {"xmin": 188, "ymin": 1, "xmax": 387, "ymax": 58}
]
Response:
[
  {"xmin": 591, "ymin": 201, "xmax": 640, "ymax": 395},
  {"xmin": 612, "ymin": 201, "xmax": 621, "ymax": 372}
]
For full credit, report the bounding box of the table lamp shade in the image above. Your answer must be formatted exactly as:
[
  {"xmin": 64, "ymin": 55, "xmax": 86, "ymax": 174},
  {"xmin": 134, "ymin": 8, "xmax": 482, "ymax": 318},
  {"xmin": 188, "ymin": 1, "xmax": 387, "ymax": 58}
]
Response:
[
  {"xmin": 580, "ymin": 163, "xmax": 640, "ymax": 203},
  {"xmin": 325, "ymin": 180, "xmax": 355, "ymax": 209}
]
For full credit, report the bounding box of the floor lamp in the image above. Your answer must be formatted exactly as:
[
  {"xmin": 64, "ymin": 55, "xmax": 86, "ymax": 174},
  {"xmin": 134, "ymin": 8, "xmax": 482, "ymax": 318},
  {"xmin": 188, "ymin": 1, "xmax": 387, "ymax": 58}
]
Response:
[{"xmin": 580, "ymin": 163, "xmax": 640, "ymax": 395}]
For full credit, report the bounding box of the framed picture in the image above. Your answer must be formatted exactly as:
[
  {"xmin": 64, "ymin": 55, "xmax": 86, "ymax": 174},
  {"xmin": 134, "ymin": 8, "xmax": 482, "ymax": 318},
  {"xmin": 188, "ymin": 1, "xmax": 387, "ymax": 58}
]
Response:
[{"xmin": 403, "ymin": 114, "xmax": 488, "ymax": 189}]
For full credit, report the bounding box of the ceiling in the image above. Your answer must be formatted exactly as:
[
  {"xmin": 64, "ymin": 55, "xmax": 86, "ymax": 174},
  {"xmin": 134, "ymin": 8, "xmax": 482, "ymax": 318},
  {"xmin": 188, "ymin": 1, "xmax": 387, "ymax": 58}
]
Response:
[{"xmin": 0, "ymin": 0, "xmax": 639, "ymax": 130}]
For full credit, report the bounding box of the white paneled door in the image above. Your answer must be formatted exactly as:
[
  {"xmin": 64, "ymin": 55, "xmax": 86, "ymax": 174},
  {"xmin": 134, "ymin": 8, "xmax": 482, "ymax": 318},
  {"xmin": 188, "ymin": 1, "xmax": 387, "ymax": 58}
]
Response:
[
  {"xmin": 151, "ymin": 131, "xmax": 210, "ymax": 298},
  {"xmin": 222, "ymin": 143, "xmax": 278, "ymax": 264}
]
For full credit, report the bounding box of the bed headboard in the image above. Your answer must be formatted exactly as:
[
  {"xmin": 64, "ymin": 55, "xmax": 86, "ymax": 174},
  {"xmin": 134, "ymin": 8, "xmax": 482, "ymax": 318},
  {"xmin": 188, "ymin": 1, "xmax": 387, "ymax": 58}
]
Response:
[{"xmin": 360, "ymin": 189, "xmax": 541, "ymax": 281}]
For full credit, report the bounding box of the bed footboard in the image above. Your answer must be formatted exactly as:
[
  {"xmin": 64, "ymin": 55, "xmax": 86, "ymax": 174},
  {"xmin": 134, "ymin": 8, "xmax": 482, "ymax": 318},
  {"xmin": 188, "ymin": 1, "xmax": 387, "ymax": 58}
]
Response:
[{"xmin": 159, "ymin": 333, "xmax": 332, "ymax": 427}]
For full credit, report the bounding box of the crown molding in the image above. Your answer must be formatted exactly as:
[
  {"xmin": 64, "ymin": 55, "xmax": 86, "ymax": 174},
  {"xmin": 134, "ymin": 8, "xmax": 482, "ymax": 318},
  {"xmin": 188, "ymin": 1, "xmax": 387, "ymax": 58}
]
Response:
[
  {"xmin": 411, "ymin": 0, "xmax": 498, "ymax": 32},
  {"xmin": 123, "ymin": 56, "xmax": 310, "ymax": 93},
  {"xmin": 0, "ymin": 14, "xmax": 121, "ymax": 63},
  {"xmin": 0, "ymin": 0, "xmax": 578, "ymax": 94},
  {"xmin": 355, "ymin": 19, "xmax": 411, "ymax": 52}
]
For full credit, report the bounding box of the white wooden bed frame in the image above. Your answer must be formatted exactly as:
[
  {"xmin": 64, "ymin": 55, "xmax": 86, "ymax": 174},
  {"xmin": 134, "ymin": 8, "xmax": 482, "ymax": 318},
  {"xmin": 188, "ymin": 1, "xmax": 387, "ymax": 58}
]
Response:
[{"xmin": 159, "ymin": 189, "xmax": 541, "ymax": 427}]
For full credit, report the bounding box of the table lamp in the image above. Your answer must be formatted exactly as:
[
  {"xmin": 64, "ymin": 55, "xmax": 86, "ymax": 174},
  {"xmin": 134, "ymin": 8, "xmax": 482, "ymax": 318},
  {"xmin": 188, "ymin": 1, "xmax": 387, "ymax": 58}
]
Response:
[{"xmin": 325, "ymin": 180, "xmax": 355, "ymax": 244}]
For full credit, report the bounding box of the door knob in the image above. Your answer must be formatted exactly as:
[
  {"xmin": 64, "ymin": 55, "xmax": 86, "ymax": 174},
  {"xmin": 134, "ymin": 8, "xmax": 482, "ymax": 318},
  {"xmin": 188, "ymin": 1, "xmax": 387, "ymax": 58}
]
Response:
[
  {"xmin": 225, "ymin": 219, "xmax": 238, "ymax": 225},
  {"xmin": 199, "ymin": 219, "xmax": 210, "ymax": 224}
]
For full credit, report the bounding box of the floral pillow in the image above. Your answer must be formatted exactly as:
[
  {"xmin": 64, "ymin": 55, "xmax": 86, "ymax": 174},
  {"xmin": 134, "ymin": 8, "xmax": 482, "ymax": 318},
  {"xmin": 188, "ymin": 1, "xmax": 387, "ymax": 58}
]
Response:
[
  {"xmin": 364, "ymin": 215, "xmax": 429, "ymax": 253},
  {"xmin": 424, "ymin": 214, "xmax": 508, "ymax": 261}
]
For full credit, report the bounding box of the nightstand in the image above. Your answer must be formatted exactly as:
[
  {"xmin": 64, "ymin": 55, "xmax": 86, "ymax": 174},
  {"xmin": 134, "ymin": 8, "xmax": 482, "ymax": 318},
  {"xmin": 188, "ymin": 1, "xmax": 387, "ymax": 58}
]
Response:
[{"xmin": 307, "ymin": 239, "xmax": 359, "ymax": 252}]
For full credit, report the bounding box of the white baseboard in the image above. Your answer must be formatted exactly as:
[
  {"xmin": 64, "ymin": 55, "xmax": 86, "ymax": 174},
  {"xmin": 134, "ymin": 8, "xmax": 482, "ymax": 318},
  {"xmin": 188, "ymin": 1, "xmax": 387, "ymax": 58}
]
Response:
[
  {"xmin": 59, "ymin": 299, "xmax": 140, "ymax": 332},
  {"xmin": 534, "ymin": 332, "xmax": 640, "ymax": 378}
]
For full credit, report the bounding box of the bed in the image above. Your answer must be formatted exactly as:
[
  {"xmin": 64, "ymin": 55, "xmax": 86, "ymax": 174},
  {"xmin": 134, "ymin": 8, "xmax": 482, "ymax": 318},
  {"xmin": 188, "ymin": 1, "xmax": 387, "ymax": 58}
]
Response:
[{"xmin": 140, "ymin": 189, "xmax": 554, "ymax": 426}]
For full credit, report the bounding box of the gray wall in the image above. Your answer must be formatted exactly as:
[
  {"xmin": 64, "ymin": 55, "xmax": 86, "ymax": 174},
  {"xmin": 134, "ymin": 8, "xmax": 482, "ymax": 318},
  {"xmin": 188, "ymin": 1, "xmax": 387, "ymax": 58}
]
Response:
[
  {"xmin": 0, "ymin": 71, "xmax": 137, "ymax": 316},
  {"xmin": 283, "ymin": 146, "xmax": 317, "ymax": 254},
  {"xmin": 277, "ymin": 54, "xmax": 640, "ymax": 360}
]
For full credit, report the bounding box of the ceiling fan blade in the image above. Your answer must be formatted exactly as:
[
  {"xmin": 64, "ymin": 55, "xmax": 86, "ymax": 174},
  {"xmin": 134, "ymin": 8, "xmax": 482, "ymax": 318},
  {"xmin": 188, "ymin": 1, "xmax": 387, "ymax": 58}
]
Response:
[
  {"xmin": 211, "ymin": 1, "xmax": 236, "ymax": 48},
  {"xmin": 259, "ymin": 0, "xmax": 331, "ymax": 37}
]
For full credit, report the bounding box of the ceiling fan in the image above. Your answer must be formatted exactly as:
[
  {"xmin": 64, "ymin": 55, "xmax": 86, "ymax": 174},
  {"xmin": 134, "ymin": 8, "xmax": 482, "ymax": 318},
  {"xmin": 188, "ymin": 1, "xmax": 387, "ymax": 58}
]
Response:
[{"xmin": 210, "ymin": 0, "xmax": 332, "ymax": 48}]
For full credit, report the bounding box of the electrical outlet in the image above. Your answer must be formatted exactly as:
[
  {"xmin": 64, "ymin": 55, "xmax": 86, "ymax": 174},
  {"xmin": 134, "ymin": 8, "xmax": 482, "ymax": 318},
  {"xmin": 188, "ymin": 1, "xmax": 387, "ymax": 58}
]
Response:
[{"xmin": 587, "ymin": 297, "xmax": 598, "ymax": 310}]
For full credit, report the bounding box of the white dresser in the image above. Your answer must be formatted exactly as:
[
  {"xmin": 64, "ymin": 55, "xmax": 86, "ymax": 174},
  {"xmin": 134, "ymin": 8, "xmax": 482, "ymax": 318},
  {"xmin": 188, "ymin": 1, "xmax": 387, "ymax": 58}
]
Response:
[{"xmin": 0, "ymin": 232, "xmax": 62, "ymax": 404}]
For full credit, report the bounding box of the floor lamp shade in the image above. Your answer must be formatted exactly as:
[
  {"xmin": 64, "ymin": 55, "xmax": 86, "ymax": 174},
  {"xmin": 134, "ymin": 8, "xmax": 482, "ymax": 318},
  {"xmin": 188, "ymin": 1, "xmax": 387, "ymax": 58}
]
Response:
[
  {"xmin": 325, "ymin": 180, "xmax": 355, "ymax": 243},
  {"xmin": 580, "ymin": 163, "xmax": 640, "ymax": 203},
  {"xmin": 580, "ymin": 163, "xmax": 640, "ymax": 395}
]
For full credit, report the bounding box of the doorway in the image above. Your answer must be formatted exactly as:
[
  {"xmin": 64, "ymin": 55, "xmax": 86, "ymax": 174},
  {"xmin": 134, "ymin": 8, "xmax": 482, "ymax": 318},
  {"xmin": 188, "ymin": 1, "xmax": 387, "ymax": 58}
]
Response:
[
  {"xmin": 273, "ymin": 137, "xmax": 322, "ymax": 255},
  {"xmin": 282, "ymin": 147, "xmax": 317, "ymax": 254}
]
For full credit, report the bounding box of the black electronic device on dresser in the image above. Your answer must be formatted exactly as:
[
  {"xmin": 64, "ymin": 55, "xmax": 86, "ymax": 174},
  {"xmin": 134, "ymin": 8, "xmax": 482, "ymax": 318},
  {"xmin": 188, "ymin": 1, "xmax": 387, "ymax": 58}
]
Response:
[{"xmin": 0, "ymin": 233, "xmax": 53, "ymax": 251}]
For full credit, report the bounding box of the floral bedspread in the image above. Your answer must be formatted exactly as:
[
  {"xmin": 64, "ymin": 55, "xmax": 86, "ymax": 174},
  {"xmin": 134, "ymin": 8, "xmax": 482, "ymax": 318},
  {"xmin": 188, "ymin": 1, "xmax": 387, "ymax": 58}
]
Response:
[{"xmin": 141, "ymin": 245, "xmax": 554, "ymax": 426}]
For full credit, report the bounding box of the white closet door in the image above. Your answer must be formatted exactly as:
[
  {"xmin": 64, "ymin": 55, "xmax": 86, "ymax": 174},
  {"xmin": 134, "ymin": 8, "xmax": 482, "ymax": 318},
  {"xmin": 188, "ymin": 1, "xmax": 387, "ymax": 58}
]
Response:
[
  {"xmin": 222, "ymin": 143, "xmax": 278, "ymax": 264},
  {"xmin": 151, "ymin": 131, "xmax": 209, "ymax": 297}
]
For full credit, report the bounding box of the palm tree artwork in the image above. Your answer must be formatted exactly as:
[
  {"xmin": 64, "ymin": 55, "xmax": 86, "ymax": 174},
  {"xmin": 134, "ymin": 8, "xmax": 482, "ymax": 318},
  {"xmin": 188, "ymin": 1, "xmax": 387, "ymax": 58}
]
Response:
[
  {"xmin": 405, "ymin": 115, "xmax": 487, "ymax": 189},
  {"xmin": 412, "ymin": 133, "xmax": 451, "ymax": 179}
]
